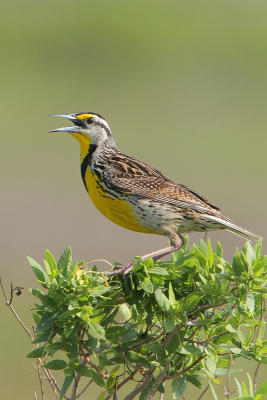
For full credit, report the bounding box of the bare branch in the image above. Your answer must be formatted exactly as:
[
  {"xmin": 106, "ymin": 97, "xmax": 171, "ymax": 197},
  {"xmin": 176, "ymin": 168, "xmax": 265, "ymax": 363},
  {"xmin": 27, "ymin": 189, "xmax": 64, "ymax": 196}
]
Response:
[
  {"xmin": 123, "ymin": 368, "xmax": 155, "ymax": 400},
  {"xmin": 253, "ymin": 362, "xmax": 261, "ymax": 395},
  {"xmin": 224, "ymin": 354, "xmax": 232, "ymax": 400},
  {"xmin": 113, "ymin": 386, "xmax": 118, "ymax": 400},
  {"xmin": 76, "ymin": 380, "xmax": 93, "ymax": 399},
  {"xmin": 0, "ymin": 277, "xmax": 33, "ymax": 339},
  {"xmin": 167, "ymin": 356, "xmax": 204, "ymax": 380},
  {"xmin": 70, "ymin": 373, "xmax": 81, "ymax": 400},
  {"xmin": 41, "ymin": 367, "xmax": 62, "ymax": 399},
  {"xmin": 184, "ymin": 331, "xmax": 229, "ymax": 346},
  {"xmin": 35, "ymin": 362, "xmax": 45, "ymax": 400},
  {"xmin": 195, "ymin": 302, "xmax": 227, "ymax": 312},
  {"xmin": 117, "ymin": 369, "xmax": 139, "ymax": 391},
  {"xmin": 197, "ymin": 384, "xmax": 210, "ymax": 400},
  {"xmin": 147, "ymin": 360, "xmax": 171, "ymax": 399}
]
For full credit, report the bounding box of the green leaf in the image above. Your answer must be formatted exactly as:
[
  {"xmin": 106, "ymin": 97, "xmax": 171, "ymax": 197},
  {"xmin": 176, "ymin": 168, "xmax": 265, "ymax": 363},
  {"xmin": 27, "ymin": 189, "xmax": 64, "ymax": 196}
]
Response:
[
  {"xmin": 146, "ymin": 343, "xmax": 166, "ymax": 359},
  {"xmin": 216, "ymin": 242, "xmax": 223, "ymax": 258},
  {"xmin": 106, "ymin": 326, "xmax": 126, "ymax": 343},
  {"xmin": 225, "ymin": 323, "xmax": 237, "ymax": 334},
  {"xmin": 87, "ymin": 368, "xmax": 105, "ymax": 387},
  {"xmin": 75, "ymin": 365, "xmax": 106, "ymax": 386},
  {"xmin": 32, "ymin": 313, "xmax": 40, "ymax": 325},
  {"xmin": 139, "ymin": 278, "xmax": 154, "ymax": 294},
  {"xmin": 30, "ymin": 288, "xmax": 47, "ymax": 302},
  {"xmin": 75, "ymin": 364, "xmax": 90, "ymax": 376},
  {"xmin": 148, "ymin": 267, "xmax": 169, "ymax": 276},
  {"xmin": 231, "ymin": 397, "xmax": 254, "ymax": 400},
  {"xmin": 122, "ymin": 328, "xmax": 139, "ymax": 343},
  {"xmin": 106, "ymin": 365, "xmax": 120, "ymax": 389},
  {"xmin": 167, "ymin": 333, "xmax": 180, "ymax": 353},
  {"xmin": 187, "ymin": 375, "xmax": 202, "ymax": 389},
  {"xmin": 154, "ymin": 288, "xmax": 172, "ymax": 312},
  {"xmin": 168, "ymin": 282, "xmax": 176, "ymax": 306},
  {"xmin": 184, "ymin": 292, "xmax": 203, "ymax": 311},
  {"xmin": 88, "ymin": 322, "xmax": 105, "ymax": 339},
  {"xmin": 43, "ymin": 259, "xmax": 51, "ymax": 275},
  {"xmin": 60, "ymin": 373, "xmax": 74, "ymax": 399},
  {"xmin": 245, "ymin": 293, "xmax": 255, "ymax": 315},
  {"xmin": 97, "ymin": 391, "xmax": 108, "ymax": 400},
  {"xmin": 164, "ymin": 317, "xmax": 175, "ymax": 333},
  {"xmin": 27, "ymin": 256, "xmax": 49, "ymax": 283},
  {"xmin": 44, "ymin": 359, "xmax": 67, "ymax": 370},
  {"xmin": 36, "ymin": 311, "xmax": 57, "ymax": 333},
  {"xmin": 180, "ymin": 344, "xmax": 203, "ymax": 355},
  {"xmin": 27, "ymin": 346, "xmax": 46, "ymax": 358},
  {"xmin": 119, "ymin": 303, "xmax": 131, "ymax": 320},
  {"xmin": 126, "ymin": 351, "xmax": 150, "ymax": 367},
  {"xmin": 243, "ymin": 241, "xmax": 256, "ymax": 265},
  {"xmin": 206, "ymin": 239, "xmax": 214, "ymax": 268},
  {"xmin": 205, "ymin": 356, "xmax": 217, "ymax": 375},
  {"xmin": 58, "ymin": 247, "xmax": 72, "ymax": 273},
  {"xmin": 45, "ymin": 249, "xmax": 58, "ymax": 275},
  {"xmin": 172, "ymin": 376, "xmax": 187, "ymax": 399}
]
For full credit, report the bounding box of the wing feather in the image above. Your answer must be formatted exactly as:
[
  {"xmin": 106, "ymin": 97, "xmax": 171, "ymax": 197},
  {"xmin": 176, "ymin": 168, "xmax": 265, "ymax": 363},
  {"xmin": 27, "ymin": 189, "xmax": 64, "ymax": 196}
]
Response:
[{"xmin": 103, "ymin": 152, "xmax": 220, "ymax": 213}]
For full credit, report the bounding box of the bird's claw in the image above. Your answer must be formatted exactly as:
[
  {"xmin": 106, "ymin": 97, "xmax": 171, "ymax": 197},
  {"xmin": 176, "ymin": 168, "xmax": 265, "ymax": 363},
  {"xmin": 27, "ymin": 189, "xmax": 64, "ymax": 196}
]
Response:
[{"xmin": 108, "ymin": 263, "xmax": 134, "ymax": 276}]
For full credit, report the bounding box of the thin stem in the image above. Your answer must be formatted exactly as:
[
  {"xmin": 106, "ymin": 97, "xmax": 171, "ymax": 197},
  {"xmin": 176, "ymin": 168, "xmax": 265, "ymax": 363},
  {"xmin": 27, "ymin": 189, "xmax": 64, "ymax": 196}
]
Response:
[
  {"xmin": 224, "ymin": 354, "xmax": 232, "ymax": 400},
  {"xmin": 0, "ymin": 277, "xmax": 66, "ymax": 399},
  {"xmin": 41, "ymin": 367, "xmax": 62, "ymax": 399},
  {"xmin": 70, "ymin": 373, "xmax": 81, "ymax": 400},
  {"xmin": 253, "ymin": 362, "xmax": 261, "ymax": 395},
  {"xmin": 113, "ymin": 386, "xmax": 118, "ymax": 400},
  {"xmin": 167, "ymin": 356, "xmax": 204, "ymax": 380},
  {"xmin": 76, "ymin": 380, "xmax": 93, "ymax": 399},
  {"xmin": 184, "ymin": 331, "xmax": 229, "ymax": 346},
  {"xmin": 0, "ymin": 277, "xmax": 33, "ymax": 339},
  {"xmin": 195, "ymin": 302, "xmax": 227, "ymax": 312},
  {"xmin": 123, "ymin": 368, "xmax": 155, "ymax": 400},
  {"xmin": 117, "ymin": 369, "xmax": 139, "ymax": 390},
  {"xmin": 104, "ymin": 369, "xmax": 140, "ymax": 400},
  {"xmin": 36, "ymin": 362, "xmax": 45, "ymax": 400},
  {"xmin": 197, "ymin": 384, "xmax": 210, "ymax": 400},
  {"xmin": 147, "ymin": 360, "xmax": 171, "ymax": 400}
]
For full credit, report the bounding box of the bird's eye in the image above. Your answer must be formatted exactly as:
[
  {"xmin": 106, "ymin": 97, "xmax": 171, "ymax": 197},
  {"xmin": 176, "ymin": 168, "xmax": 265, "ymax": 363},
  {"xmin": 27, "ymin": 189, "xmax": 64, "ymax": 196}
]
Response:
[{"xmin": 87, "ymin": 118, "xmax": 93, "ymax": 124}]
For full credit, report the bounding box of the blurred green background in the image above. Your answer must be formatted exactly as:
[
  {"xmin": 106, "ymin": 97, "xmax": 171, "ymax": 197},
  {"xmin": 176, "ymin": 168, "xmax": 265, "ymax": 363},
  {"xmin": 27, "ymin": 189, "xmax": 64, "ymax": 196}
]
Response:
[{"xmin": 1, "ymin": 0, "xmax": 266, "ymax": 398}]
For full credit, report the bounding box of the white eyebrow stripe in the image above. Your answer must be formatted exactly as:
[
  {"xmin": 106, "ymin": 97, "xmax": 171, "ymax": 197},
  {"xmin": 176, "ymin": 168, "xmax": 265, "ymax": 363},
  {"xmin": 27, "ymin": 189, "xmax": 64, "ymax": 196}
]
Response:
[{"xmin": 94, "ymin": 115, "xmax": 111, "ymax": 131}]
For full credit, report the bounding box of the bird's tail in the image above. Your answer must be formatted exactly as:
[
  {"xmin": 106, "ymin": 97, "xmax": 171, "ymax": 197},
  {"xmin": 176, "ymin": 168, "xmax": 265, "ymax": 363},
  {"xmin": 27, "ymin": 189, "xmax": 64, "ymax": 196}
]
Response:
[{"xmin": 202, "ymin": 214, "xmax": 261, "ymax": 242}]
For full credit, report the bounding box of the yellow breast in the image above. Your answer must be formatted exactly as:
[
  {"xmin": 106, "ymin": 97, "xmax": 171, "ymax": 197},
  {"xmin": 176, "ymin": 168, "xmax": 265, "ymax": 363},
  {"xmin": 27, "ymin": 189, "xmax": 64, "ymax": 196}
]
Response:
[{"xmin": 84, "ymin": 168, "xmax": 156, "ymax": 234}]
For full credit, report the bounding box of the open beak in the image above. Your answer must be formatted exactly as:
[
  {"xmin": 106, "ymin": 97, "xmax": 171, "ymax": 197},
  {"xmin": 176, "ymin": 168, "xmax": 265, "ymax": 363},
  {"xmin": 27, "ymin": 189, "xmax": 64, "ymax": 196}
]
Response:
[{"xmin": 50, "ymin": 113, "xmax": 82, "ymax": 133}]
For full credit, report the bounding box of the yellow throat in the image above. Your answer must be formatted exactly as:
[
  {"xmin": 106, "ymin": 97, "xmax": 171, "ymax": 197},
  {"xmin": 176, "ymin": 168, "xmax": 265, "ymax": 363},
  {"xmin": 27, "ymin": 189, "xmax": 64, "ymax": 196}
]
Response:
[{"xmin": 71, "ymin": 133, "xmax": 157, "ymax": 235}]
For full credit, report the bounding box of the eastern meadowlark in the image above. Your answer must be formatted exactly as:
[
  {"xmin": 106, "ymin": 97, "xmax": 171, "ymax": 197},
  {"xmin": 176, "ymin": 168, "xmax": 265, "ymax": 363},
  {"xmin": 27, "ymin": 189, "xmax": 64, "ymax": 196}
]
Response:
[{"xmin": 51, "ymin": 112, "xmax": 260, "ymax": 274}]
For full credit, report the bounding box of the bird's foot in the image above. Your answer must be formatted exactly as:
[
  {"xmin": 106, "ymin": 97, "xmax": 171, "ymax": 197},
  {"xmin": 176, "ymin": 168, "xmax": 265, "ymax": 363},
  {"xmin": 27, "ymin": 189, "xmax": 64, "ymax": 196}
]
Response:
[{"xmin": 108, "ymin": 263, "xmax": 134, "ymax": 276}]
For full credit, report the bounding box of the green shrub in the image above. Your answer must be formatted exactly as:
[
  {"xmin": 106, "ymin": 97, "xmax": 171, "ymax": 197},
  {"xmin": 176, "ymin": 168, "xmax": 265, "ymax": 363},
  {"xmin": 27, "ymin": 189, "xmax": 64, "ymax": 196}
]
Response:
[{"xmin": 23, "ymin": 239, "xmax": 267, "ymax": 399}]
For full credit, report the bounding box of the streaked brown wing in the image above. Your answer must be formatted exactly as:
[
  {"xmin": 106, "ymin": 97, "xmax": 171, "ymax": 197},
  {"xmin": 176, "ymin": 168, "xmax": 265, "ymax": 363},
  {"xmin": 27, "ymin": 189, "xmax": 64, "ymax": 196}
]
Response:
[{"xmin": 103, "ymin": 152, "xmax": 220, "ymax": 213}]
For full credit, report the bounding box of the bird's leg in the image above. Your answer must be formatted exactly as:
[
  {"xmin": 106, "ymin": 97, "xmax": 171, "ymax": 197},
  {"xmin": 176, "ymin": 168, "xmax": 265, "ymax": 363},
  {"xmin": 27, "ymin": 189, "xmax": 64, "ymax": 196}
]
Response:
[{"xmin": 109, "ymin": 234, "xmax": 184, "ymax": 276}]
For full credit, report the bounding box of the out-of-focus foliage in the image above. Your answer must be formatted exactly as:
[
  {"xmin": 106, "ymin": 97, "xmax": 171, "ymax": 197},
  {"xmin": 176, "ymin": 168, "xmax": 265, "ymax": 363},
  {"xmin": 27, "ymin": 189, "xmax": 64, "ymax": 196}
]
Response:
[{"xmin": 27, "ymin": 239, "xmax": 267, "ymax": 399}]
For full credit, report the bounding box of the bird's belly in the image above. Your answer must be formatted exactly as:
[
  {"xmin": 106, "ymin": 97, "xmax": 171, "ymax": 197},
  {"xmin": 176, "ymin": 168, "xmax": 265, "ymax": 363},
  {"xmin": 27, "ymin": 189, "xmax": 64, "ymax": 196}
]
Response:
[{"xmin": 85, "ymin": 171, "xmax": 157, "ymax": 234}]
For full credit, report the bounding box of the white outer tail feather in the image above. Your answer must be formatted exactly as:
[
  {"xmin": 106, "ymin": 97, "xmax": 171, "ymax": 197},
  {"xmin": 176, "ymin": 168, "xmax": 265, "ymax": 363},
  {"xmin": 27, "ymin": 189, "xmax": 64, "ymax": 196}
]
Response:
[{"xmin": 202, "ymin": 215, "xmax": 261, "ymax": 242}]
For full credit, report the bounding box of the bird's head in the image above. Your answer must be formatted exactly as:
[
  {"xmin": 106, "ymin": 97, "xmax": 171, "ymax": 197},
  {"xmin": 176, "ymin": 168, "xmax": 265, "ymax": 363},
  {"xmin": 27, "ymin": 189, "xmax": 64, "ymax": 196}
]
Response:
[{"xmin": 51, "ymin": 112, "xmax": 112, "ymax": 149}]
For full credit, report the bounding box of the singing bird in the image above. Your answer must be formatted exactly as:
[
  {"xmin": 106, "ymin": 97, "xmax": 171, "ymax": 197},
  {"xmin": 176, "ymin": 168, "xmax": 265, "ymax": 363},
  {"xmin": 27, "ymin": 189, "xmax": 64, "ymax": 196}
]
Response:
[{"xmin": 51, "ymin": 112, "xmax": 260, "ymax": 274}]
